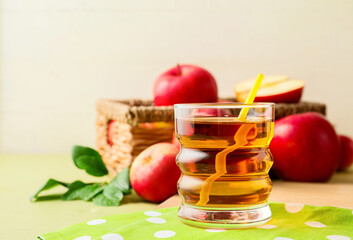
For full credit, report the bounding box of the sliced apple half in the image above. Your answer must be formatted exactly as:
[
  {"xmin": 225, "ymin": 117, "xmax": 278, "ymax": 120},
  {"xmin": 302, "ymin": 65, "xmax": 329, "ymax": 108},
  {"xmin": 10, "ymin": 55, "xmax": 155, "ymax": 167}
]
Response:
[
  {"xmin": 235, "ymin": 77, "xmax": 305, "ymax": 103},
  {"xmin": 254, "ymin": 79, "xmax": 305, "ymax": 103},
  {"xmin": 235, "ymin": 75, "xmax": 289, "ymax": 102}
]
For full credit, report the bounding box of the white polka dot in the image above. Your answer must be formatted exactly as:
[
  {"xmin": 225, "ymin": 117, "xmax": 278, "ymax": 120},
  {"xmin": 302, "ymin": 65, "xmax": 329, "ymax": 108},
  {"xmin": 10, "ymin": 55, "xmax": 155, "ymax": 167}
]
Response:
[
  {"xmin": 205, "ymin": 229, "xmax": 226, "ymax": 232},
  {"xmin": 74, "ymin": 236, "xmax": 92, "ymax": 240},
  {"xmin": 101, "ymin": 233, "xmax": 124, "ymax": 240},
  {"xmin": 87, "ymin": 219, "xmax": 106, "ymax": 225},
  {"xmin": 154, "ymin": 230, "xmax": 176, "ymax": 238},
  {"xmin": 327, "ymin": 235, "xmax": 351, "ymax": 240},
  {"xmin": 285, "ymin": 203, "xmax": 305, "ymax": 213},
  {"xmin": 274, "ymin": 238, "xmax": 294, "ymax": 240},
  {"xmin": 305, "ymin": 221, "xmax": 326, "ymax": 228},
  {"xmin": 144, "ymin": 211, "xmax": 162, "ymax": 217},
  {"xmin": 257, "ymin": 224, "xmax": 277, "ymax": 229},
  {"xmin": 146, "ymin": 217, "xmax": 166, "ymax": 224}
]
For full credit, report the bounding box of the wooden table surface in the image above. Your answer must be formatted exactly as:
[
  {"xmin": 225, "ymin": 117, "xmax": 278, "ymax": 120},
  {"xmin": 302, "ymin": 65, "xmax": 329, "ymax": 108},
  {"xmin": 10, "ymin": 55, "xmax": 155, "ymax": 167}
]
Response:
[
  {"xmin": 1, "ymin": 154, "xmax": 352, "ymax": 239},
  {"xmin": 0, "ymin": 155, "xmax": 156, "ymax": 239},
  {"xmin": 158, "ymin": 171, "xmax": 353, "ymax": 210}
]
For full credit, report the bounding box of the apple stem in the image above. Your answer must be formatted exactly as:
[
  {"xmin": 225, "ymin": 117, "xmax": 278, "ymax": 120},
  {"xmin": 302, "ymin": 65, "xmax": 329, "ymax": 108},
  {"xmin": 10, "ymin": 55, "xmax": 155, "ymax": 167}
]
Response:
[{"xmin": 176, "ymin": 64, "xmax": 182, "ymax": 75}]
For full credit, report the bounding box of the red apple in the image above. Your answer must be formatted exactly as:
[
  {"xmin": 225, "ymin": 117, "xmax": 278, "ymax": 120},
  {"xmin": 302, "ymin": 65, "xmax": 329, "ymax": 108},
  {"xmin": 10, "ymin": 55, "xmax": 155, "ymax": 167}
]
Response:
[
  {"xmin": 139, "ymin": 122, "xmax": 173, "ymax": 129},
  {"xmin": 107, "ymin": 120, "xmax": 115, "ymax": 146},
  {"xmin": 234, "ymin": 75, "xmax": 304, "ymax": 103},
  {"xmin": 153, "ymin": 64, "xmax": 218, "ymax": 106},
  {"xmin": 130, "ymin": 143, "xmax": 181, "ymax": 202},
  {"xmin": 191, "ymin": 108, "xmax": 229, "ymax": 117},
  {"xmin": 270, "ymin": 112, "xmax": 340, "ymax": 182},
  {"xmin": 338, "ymin": 135, "xmax": 353, "ymax": 171},
  {"xmin": 217, "ymin": 100, "xmax": 234, "ymax": 103},
  {"xmin": 171, "ymin": 131, "xmax": 180, "ymax": 149}
]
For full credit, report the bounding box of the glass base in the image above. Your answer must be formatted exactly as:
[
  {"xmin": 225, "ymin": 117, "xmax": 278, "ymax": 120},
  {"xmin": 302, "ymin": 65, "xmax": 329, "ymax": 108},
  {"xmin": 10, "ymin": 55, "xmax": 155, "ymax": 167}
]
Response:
[{"xmin": 178, "ymin": 203, "xmax": 271, "ymax": 229}]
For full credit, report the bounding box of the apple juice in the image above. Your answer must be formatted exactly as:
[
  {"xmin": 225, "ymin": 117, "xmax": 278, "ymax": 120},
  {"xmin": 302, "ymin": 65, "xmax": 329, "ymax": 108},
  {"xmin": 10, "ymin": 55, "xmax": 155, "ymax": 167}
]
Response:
[{"xmin": 176, "ymin": 116, "xmax": 274, "ymax": 209}]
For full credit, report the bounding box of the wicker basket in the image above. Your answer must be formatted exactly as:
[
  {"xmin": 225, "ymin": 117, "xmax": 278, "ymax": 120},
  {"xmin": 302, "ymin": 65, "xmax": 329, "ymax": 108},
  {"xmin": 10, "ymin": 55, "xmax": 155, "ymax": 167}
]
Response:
[{"xmin": 96, "ymin": 99, "xmax": 326, "ymax": 174}]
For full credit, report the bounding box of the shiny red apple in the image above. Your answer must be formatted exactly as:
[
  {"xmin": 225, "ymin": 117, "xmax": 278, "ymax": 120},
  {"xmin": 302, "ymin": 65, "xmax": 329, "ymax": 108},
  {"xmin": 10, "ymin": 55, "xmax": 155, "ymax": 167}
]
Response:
[
  {"xmin": 153, "ymin": 64, "xmax": 218, "ymax": 106},
  {"xmin": 190, "ymin": 108, "xmax": 229, "ymax": 117},
  {"xmin": 338, "ymin": 135, "xmax": 353, "ymax": 171},
  {"xmin": 107, "ymin": 120, "xmax": 115, "ymax": 146},
  {"xmin": 130, "ymin": 143, "xmax": 181, "ymax": 202},
  {"xmin": 171, "ymin": 131, "xmax": 180, "ymax": 149},
  {"xmin": 270, "ymin": 112, "xmax": 340, "ymax": 182}
]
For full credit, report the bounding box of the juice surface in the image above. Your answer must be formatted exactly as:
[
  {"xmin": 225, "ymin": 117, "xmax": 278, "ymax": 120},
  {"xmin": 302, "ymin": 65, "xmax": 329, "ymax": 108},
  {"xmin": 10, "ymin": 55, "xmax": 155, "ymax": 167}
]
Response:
[{"xmin": 176, "ymin": 117, "xmax": 274, "ymax": 208}]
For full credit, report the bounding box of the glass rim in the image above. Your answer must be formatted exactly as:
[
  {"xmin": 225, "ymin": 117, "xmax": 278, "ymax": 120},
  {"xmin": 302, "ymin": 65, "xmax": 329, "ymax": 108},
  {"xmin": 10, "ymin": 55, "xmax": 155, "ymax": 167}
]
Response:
[{"xmin": 174, "ymin": 102, "xmax": 275, "ymax": 109}]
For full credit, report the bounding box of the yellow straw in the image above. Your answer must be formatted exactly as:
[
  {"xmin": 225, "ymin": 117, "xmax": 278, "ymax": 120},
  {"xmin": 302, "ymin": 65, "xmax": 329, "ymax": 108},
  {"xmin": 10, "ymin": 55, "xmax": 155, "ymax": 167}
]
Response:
[
  {"xmin": 238, "ymin": 73, "xmax": 264, "ymax": 121},
  {"xmin": 196, "ymin": 73, "xmax": 265, "ymax": 206}
]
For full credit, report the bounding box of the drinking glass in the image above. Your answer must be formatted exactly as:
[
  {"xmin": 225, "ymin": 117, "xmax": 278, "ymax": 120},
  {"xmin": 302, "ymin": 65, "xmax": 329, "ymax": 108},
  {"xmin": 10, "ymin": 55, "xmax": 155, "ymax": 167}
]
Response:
[{"xmin": 174, "ymin": 103, "xmax": 275, "ymax": 229}]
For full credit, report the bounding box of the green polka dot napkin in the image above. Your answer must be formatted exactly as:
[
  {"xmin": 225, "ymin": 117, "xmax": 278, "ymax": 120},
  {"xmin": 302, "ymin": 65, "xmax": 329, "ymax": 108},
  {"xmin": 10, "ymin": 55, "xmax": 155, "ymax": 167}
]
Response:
[{"xmin": 38, "ymin": 203, "xmax": 353, "ymax": 240}]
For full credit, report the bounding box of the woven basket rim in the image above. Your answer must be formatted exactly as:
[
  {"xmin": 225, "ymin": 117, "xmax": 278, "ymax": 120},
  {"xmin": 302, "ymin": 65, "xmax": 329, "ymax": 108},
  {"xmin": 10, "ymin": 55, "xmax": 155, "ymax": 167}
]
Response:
[{"xmin": 96, "ymin": 98, "xmax": 326, "ymax": 125}]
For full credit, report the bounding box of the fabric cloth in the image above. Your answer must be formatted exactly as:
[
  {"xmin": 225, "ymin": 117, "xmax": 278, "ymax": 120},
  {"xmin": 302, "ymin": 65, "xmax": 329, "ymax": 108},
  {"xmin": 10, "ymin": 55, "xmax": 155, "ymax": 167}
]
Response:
[{"xmin": 38, "ymin": 202, "xmax": 353, "ymax": 240}]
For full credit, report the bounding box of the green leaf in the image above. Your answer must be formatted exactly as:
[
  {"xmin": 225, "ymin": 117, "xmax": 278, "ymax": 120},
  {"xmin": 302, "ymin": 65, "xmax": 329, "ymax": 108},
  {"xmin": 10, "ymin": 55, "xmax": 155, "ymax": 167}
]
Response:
[
  {"xmin": 103, "ymin": 184, "xmax": 123, "ymax": 202},
  {"xmin": 110, "ymin": 167, "xmax": 131, "ymax": 194},
  {"xmin": 79, "ymin": 184, "xmax": 106, "ymax": 201},
  {"xmin": 34, "ymin": 194, "xmax": 63, "ymax": 201},
  {"xmin": 72, "ymin": 145, "xmax": 108, "ymax": 177},
  {"xmin": 95, "ymin": 167, "xmax": 130, "ymax": 206},
  {"xmin": 92, "ymin": 192, "xmax": 120, "ymax": 206},
  {"xmin": 75, "ymin": 156, "xmax": 108, "ymax": 177},
  {"xmin": 61, "ymin": 181, "xmax": 89, "ymax": 201},
  {"xmin": 72, "ymin": 145, "xmax": 101, "ymax": 162},
  {"xmin": 31, "ymin": 179, "xmax": 68, "ymax": 201}
]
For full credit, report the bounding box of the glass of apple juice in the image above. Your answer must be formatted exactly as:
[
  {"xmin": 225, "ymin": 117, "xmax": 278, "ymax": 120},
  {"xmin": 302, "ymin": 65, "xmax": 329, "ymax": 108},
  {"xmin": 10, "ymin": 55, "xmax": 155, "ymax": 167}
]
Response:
[{"xmin": 174, "ymin": 102, "xmax": 275, "ymax": 229}]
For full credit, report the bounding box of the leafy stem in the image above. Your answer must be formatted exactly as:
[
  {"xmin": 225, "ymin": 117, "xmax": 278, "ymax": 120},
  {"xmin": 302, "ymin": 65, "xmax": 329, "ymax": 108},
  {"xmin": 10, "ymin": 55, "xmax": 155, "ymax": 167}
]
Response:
[{"xmin": 31, "ymin": 146, "xmax": 131, "ymax": 206}]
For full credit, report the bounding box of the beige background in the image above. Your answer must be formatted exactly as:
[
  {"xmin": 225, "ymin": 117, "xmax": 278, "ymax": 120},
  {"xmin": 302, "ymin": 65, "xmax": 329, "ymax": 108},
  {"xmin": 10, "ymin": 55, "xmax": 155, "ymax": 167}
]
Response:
[{"xmin": 1, "ymin": 0, "xmax": 353, "ymax": 153}]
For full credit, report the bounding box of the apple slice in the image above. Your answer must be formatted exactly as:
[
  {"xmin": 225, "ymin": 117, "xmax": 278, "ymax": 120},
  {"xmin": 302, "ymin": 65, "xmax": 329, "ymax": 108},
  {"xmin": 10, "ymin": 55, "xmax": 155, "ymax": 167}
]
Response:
[
  {"xmin": 254, "ymin": 79, "xmax": 305, "ymax": 103},
  {"xmin": 235, "ymin": 75, "xmax": 288, "ymax": 102},
  {"xmin": 235, "ymin": 78, "xmax": 305, "ymax": 103}
]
